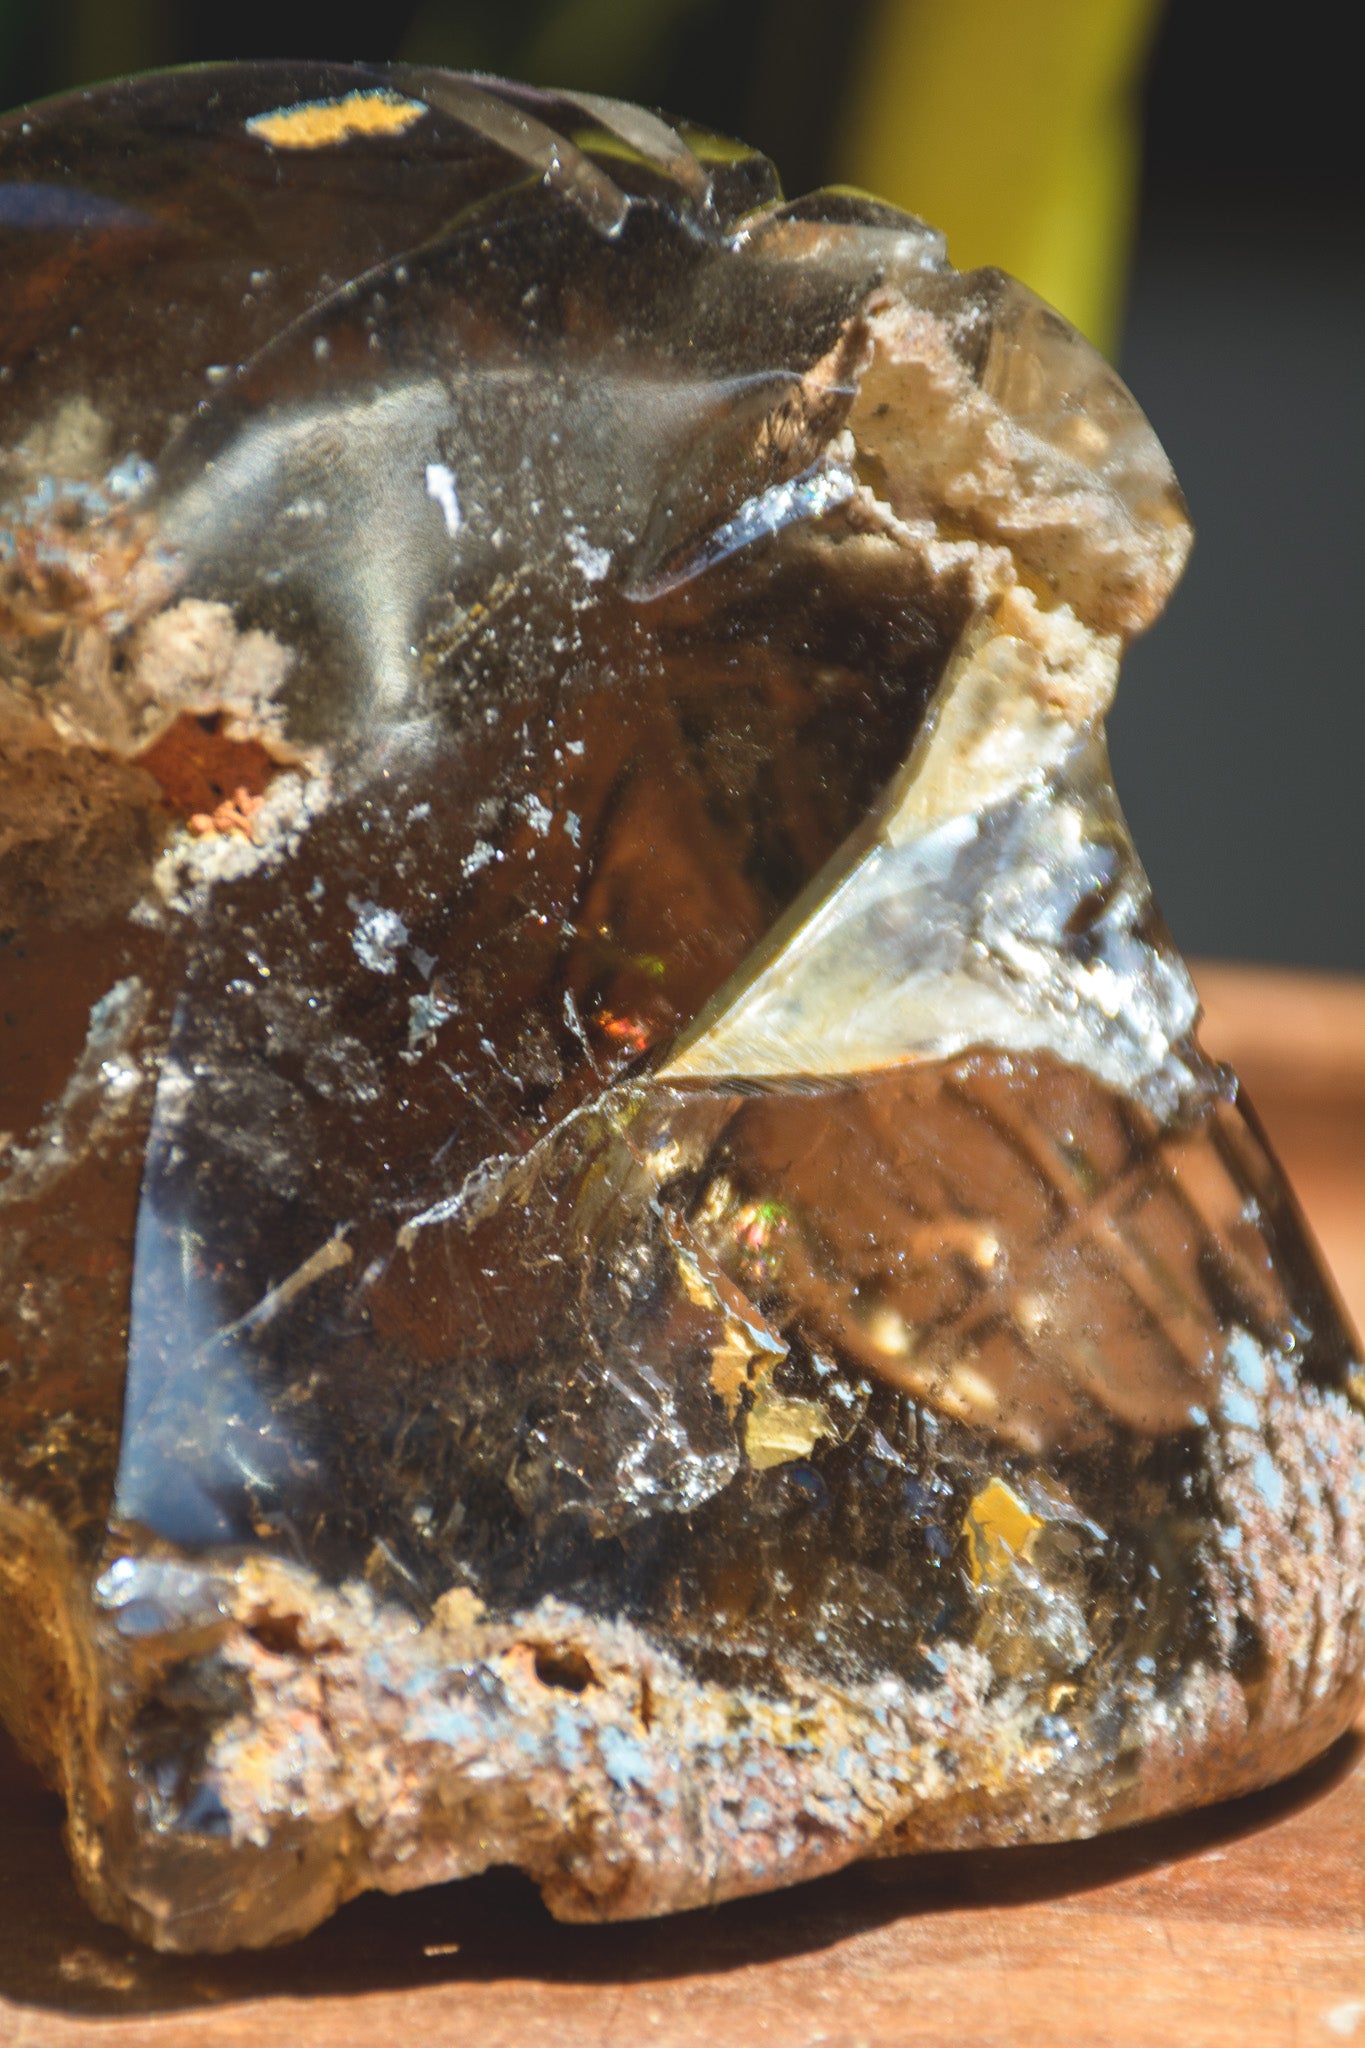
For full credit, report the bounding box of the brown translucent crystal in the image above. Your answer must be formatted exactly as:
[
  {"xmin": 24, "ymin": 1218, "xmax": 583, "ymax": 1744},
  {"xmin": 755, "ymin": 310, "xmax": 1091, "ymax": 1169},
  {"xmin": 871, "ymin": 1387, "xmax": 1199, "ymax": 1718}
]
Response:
[{"xmin": 1, "ymin": 63, "xmax": 1361, "ymax": 1952}]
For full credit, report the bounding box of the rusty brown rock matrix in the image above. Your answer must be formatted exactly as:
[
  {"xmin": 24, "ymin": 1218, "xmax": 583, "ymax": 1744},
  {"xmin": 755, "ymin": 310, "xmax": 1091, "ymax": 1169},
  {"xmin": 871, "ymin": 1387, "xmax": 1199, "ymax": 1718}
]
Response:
[{"xmin": 0, "ymin": 63, "xmax": 1361, "ymax": 1951}]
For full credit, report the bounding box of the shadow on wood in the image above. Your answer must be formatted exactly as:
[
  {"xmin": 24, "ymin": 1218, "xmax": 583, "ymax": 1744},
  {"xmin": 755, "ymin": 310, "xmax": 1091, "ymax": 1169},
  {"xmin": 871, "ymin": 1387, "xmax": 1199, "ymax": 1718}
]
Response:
[{"xmin": 1, "ymin": 1718, "xmax": 1361, "ymax": 2023}]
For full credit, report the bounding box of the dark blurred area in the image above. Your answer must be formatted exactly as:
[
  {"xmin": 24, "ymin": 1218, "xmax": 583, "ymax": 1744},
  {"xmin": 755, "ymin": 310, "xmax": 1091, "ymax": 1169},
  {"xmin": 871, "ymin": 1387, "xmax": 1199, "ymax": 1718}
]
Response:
[
  {"xmin": 0, "ymin": 0, "xmax": 1360, "ymax": 971},
  {"xmin": 1113, "ymin": 1, "xmax": 1364, "ymax": 974},
  {"xmin": 2, "ymin": 0, "xmax": 871, "ymax": 176}
]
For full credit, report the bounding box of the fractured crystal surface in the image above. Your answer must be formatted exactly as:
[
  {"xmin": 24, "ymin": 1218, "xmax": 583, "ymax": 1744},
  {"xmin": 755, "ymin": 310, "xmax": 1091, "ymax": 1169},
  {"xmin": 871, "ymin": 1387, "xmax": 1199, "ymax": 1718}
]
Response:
[{"xmin": 0, "ymin": 63, "xmax": 1361, "ymax": 1952}]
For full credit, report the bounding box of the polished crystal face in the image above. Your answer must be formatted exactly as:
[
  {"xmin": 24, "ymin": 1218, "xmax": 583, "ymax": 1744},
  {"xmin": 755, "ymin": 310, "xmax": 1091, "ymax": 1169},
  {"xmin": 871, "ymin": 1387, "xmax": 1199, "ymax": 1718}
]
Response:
[{"xmin": 1, "ymin": 63, "xmax": 1361, "ymax": 1953}]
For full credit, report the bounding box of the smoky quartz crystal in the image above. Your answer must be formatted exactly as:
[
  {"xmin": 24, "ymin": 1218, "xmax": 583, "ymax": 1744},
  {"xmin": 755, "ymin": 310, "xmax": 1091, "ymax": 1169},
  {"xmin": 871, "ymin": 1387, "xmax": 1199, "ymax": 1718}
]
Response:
[{"xmin": 1, "ymin": 62, "xmax": 1361, "ymax": 1950}]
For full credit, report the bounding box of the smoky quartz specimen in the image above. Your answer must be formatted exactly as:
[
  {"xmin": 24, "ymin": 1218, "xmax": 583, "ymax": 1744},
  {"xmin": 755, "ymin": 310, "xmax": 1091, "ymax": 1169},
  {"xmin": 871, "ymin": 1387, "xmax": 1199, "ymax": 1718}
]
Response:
[{"xmin": 1, "ymin": 63, "xmax": 1361, "ymax": 1952}]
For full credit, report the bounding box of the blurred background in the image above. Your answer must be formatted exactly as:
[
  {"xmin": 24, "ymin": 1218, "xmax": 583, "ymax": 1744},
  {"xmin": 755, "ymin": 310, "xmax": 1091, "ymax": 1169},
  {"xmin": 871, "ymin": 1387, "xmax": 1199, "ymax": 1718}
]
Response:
[{"xmin": 0, "ymin": 0, "xmax": 1360, "ymax": 972}]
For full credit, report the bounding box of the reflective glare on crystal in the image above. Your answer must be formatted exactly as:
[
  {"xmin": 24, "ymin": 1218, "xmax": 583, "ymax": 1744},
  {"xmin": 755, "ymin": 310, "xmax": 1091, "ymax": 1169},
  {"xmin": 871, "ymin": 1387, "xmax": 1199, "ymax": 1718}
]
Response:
[{"xmin": 1, "ymin": 63, "xmax": 1361, "ymax": 1955}]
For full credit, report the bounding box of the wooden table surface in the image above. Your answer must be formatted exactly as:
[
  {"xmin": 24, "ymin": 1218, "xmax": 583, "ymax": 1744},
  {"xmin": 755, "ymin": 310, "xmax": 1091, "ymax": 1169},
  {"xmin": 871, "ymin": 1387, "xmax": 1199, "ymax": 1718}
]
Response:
[{"xmin": 2, "ymin": 962, "xmax": 1362, "ymax": 2048}]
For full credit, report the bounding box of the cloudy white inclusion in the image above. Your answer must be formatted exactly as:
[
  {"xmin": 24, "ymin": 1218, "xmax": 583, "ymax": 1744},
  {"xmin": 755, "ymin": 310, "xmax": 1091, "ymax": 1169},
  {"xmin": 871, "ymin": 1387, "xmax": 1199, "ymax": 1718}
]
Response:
[{"xmin": 424, "ymin": 461, "xmax": 462, "ymax": 536}]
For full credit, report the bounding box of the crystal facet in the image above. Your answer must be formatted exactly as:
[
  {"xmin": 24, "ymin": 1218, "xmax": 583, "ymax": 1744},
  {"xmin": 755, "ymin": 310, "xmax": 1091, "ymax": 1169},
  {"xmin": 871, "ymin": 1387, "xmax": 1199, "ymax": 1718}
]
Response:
[{"xmin": 1, "ymin": 63, "xmax": 1361, "ymax": 1951}]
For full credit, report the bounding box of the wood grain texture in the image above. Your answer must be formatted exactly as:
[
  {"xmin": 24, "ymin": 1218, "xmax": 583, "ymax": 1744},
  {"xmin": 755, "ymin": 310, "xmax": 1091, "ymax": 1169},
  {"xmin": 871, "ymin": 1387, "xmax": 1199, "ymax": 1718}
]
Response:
[{"xmin": 2, "ymin": 961, "xmax": 1361, "ymax": 2048}]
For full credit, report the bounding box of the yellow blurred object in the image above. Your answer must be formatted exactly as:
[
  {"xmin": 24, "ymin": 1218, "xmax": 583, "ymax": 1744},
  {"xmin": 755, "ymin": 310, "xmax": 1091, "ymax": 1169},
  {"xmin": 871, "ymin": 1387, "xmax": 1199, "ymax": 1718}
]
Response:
[{"xmin": 840, "ymin": 0, "xmax": 1163, "ymax": 355}]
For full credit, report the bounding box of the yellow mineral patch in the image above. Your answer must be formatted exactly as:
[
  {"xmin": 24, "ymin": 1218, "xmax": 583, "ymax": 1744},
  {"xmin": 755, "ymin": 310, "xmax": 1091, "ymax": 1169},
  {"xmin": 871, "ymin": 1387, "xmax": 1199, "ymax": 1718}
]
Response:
[
  {"xmin": 246, "ymin": 91, "xmax": 428, "ymax": 151},
  {"xmin": 675, "ymin": 1249, "xmax": 718, "ymax": 1313},
  {"xmin": 745, "ymin": 1389, "xmax": 831, "ymax": 1471},
  {"xmin": 708, "ymin": 1311, "xmax": 785, "ymax": 1419},
  {"xmin": 675, "ymin": 125, "xmax": 758, "ymax": 166},
  {"xmin": 432, "ymin": 1586, "xmax": 486, "ymax": 1634},
  {"xmin": 710, "ymin": 1330, "xmax": 764, "ymax": 1418},
  {"xmin": 964, "ymin": 1477, "xmax": 1043, "ymax": 1587},
  {"xmin": 674, "ymin": 1246, "xmax": 786, "ymax": 1419}
]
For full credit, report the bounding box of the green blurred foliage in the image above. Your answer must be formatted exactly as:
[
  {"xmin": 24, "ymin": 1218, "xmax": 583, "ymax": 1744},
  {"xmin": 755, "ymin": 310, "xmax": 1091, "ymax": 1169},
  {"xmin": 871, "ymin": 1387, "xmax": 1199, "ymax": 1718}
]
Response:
[{"xmin": 401, "ymin": 0, "xmax": 711, "ymax": 95}]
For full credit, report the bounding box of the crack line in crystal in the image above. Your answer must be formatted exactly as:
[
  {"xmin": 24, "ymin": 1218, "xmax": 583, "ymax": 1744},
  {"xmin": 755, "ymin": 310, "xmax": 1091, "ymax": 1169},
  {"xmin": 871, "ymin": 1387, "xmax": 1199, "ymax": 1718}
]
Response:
[{"xmin": 231, "ymin": 1228, "xmax": 355, "ymax": 1336}]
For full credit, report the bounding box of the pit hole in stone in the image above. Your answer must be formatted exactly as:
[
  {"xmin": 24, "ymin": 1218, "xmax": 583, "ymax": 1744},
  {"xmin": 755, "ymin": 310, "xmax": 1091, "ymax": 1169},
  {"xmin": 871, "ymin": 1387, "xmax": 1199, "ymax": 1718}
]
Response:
[
  {"xmin": 530, "ymin": 1642, "xmax": 597, "ymax": 1692},
  {"xmin": 135, "ymin": 711, "xmax": 278, "ymax": 818},
  {"xmin": 245, "ymin": 1612, "xmax": 309, "ymax": 1659}
]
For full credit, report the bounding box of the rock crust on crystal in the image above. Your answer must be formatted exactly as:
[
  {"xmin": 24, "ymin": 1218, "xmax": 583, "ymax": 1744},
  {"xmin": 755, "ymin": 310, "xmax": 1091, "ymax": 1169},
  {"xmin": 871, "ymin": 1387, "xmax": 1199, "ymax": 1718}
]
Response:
[{"xmin": 0, "ymin": 62, "xmax": 1361, "ymax": 1951}]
